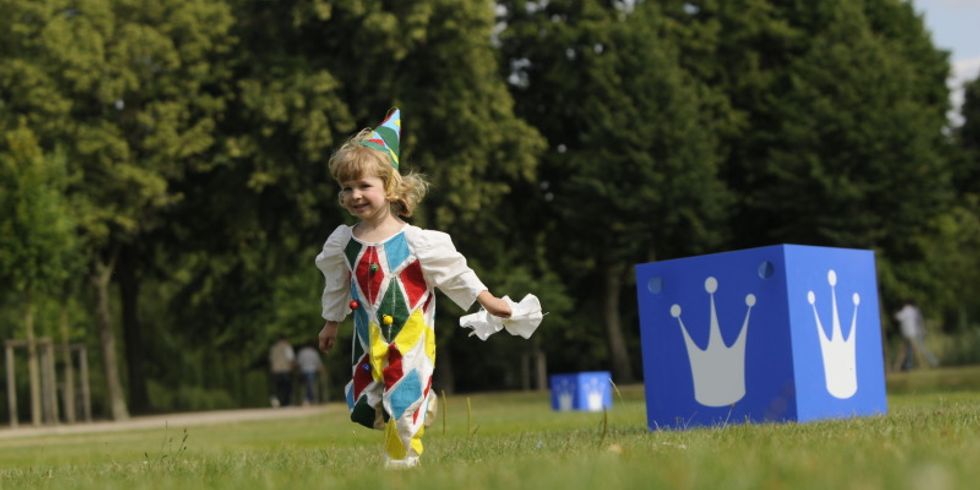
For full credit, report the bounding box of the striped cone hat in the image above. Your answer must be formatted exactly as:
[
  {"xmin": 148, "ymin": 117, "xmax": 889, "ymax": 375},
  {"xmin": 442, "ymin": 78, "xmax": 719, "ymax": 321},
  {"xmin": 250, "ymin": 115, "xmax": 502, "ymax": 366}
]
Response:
[{"xmin": 360, "ymin": 108, "xmax": 401, "ymax": 170}]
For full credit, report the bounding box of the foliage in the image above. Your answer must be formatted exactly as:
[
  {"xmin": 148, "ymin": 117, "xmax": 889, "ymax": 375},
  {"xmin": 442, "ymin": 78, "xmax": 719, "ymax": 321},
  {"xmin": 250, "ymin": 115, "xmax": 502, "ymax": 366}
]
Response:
[
  {"xmin": 498, "ymin": 0, "xmax": 732, "ymax": 380},
  {"xmin": 0, "ymin": 123, "xmax": 75, "ymax": 296},
  {"xmin": 660, "ymin": 0, "xmax": 954, "ymax": 317}
]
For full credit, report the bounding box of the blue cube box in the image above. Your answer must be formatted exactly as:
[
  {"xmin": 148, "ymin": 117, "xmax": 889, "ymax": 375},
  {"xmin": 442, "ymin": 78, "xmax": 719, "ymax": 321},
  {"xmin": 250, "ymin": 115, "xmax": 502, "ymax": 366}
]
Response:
[
  {"xmin": 635, "ymin": 244, "xmax": 887, "ymax": 429},
  {"xmin": 549, "ymin": 371, "xmax": 613, "ymax": 412}
]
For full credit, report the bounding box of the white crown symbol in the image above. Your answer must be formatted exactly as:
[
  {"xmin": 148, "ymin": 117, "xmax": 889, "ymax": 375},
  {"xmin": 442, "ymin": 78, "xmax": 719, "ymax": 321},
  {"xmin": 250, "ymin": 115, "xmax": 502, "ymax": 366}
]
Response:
[
  {"xmin": 671, "ymin": 277, "xmax": 756, "ymax": 407},
  {"xmin": 584, "ymin": 378, "xmax": 605, "ymax": 411},
  {"xmin": 554, "ymin": 378, "xmax": 575, "ymax": 411},
  {"xmin": 807, "ymin": 270, "xmax": 858, "ymax": 399},
  {"xmin": 558, "ymin": 391, "xmax": 573, "ymax": 411}
]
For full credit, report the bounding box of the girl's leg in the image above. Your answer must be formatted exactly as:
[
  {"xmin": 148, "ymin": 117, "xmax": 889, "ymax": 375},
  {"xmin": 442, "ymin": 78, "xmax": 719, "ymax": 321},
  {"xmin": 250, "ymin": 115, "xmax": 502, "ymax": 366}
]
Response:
[{"xmin": 380, "ymin": 308, "xmax": 436, "ymax": 467}]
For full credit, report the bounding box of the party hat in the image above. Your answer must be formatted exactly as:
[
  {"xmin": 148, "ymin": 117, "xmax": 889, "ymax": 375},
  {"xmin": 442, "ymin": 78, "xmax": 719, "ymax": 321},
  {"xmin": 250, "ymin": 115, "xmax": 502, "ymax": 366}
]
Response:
[{"xmin": 360, "ymin": 108, "xmax": 401, "ymax": 170}]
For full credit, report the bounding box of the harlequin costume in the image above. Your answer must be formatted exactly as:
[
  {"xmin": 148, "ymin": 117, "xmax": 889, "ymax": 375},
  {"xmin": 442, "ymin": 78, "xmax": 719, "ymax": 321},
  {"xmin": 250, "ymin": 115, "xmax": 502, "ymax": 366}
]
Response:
[
  {"xmin": 316, "ymin": 222, "xmax": 491, "ymax": 463},
  {"xmin": 316, "ymin": 108, "xmax": 542, "ymax": 467}
]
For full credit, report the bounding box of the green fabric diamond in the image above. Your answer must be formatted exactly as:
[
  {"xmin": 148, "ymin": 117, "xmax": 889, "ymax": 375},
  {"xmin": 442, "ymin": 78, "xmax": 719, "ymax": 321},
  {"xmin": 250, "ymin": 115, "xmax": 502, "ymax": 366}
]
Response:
[
  {"xmin": 376, "ymin": 280, "xmax": 409, "ymax": 341},
  {"xmin": 344, "ymin": 238, "xmax": 362, "ymax": 270}
]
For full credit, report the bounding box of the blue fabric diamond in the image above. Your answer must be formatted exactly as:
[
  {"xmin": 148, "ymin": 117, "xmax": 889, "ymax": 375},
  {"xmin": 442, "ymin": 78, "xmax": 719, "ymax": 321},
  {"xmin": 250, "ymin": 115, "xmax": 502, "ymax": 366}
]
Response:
[
  {"xmin": 351, "ymin": 286, "xmax": 369, "ymax": 344},
  {"xmin": 389, "ymin": 370, "xmax": 422, "ymax": 419},
  {"xmin": 384, "ymin": 232, "xmax": 410, "ymax": 272}
]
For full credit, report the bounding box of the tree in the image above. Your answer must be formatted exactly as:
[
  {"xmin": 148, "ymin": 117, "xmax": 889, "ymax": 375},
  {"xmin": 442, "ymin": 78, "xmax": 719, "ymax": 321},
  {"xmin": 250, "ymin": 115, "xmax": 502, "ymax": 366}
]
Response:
[
  {"xmin": 957, "ymin": 75, "xmax": 980, "ymax": 194},
  {"xmin": 500, "ymin": 0, "xmax": 731, "ymax": 381},
  {"xmin": 664, "ymin": 0, "xmax": 953, "ymax": 314},
  {"xmin": 0, "ymin": 0, "xmax": 237, "ymax": 416},
  {"xmin": 0, "ymin": 123, "xmax": 75, "ymax": 425}
]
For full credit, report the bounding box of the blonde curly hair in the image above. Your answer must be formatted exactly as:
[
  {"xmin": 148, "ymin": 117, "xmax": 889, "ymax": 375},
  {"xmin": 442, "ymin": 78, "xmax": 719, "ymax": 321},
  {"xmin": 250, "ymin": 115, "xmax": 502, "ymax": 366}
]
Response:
[{"xmin": 328, "ymin": 129, "xmax": 429, "ymax": 218}]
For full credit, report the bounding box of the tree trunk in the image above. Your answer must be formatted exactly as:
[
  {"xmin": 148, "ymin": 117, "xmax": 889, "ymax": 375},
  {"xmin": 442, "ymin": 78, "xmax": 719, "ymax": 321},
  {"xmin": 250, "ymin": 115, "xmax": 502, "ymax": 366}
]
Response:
[
  {"xmin": 93, "ymin": 255, "xmax": 130, "ymax": 421},
  {"xmin": 534, "ymin": 348, "xmax": 548, "ymax": 391},
  {"xmin": 118, "ymin": 246, "xmax": 148, "ymax": 413},
  {"xmin": 603, "ymin": 263, "xmax": 634, "ymax": 383},
  {"xmin": 24, "ymin": 293, "xmax": 42, "ymax": 426},
  {"xmin": 434, "ymin": 342, "xmax": 456, "ymax": 394},
  {"xmin": 59, "ymin": 305, "xmax": 76, "ymax": 423}
]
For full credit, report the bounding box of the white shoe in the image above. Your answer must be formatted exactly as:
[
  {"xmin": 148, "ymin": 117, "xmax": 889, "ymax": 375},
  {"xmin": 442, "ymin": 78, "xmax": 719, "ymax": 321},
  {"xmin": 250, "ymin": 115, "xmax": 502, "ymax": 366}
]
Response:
[{"xmin": 384, "ymin": 456, "xmax": 420, "ymax": 470}]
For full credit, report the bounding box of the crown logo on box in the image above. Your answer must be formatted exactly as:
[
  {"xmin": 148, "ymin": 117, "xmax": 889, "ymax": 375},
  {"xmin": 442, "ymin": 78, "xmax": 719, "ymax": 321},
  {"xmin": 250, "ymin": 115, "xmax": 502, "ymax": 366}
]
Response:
[
  {"xmin": 558, "ymin": 391, "xmax": 573, "ymax": 411},
  {"xmin": 584, "ymin": 377, "xmax": 605, "ymax": 411},
  {"xmin": 553, "ymin": 378, "xmax": 574, "ymax": 411},
  {"xmin": 671, "ymin": 277, "xmax": 756, "ymax": 407},
  {"xmin": 807, "ymin": 270, "xmax": 859, "ymax": 399}
]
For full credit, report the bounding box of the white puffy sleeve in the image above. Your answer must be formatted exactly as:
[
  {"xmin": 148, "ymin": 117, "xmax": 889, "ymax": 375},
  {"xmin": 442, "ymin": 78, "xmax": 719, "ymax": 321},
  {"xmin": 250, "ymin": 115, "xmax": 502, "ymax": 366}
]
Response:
[
  {"xmin": 408, "ymin": 228, "xmax": 488, "ymax": 310},
  {"xmin": 315, "ymin": 225, "xmax": 352, "ymax": 322}
]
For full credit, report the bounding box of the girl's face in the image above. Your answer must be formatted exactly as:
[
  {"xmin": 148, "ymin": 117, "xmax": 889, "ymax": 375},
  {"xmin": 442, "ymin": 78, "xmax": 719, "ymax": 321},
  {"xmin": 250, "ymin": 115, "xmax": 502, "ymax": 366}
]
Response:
[{"xmin": 340, "ymin": 173, "xmax": 390, "ymax": 222}]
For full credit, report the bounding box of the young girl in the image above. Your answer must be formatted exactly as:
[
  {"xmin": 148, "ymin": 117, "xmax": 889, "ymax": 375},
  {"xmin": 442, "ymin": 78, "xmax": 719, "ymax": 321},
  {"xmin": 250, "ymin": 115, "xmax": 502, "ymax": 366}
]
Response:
[{"xmin": 315, "ymin": 108, "xmax": 536, "ymax": 469}]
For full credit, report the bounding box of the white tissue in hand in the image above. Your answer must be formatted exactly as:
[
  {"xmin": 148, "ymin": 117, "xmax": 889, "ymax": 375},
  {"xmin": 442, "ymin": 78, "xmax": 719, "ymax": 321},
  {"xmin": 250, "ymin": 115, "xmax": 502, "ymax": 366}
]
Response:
[
  {"xmin": 504, "ymin": 294, "xmax": 543, "ymax": 339},
  {"xmin": 459, "ymin": 312, "xmax": 503, "ymax": 341},
  {"xmin": 459, "ymin": 294, "xmax": 543, "ymax": 341}
]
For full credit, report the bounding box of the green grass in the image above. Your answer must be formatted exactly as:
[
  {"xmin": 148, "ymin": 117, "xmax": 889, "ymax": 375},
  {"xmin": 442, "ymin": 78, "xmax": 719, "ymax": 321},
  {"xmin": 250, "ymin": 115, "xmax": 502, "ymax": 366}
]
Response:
[{"xmin": 2, "ymin": 372, "xmax": 980, "ymax": 489}]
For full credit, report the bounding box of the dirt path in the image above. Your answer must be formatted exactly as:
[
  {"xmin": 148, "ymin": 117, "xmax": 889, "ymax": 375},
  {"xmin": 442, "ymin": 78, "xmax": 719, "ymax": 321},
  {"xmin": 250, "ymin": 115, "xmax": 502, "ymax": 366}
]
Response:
[{"xmin": 0, "ymin": 403, "xmax": 339, "ymax": 441}]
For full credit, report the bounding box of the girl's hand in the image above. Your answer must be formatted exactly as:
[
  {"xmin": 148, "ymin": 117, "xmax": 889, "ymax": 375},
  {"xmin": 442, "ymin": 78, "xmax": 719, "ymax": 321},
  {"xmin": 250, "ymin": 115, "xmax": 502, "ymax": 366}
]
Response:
[
  {"xmin": 319, "ymin": 321, "xmax": 339, "ymax": 352},
  {"xmin": 477, "ymin": 291, "xmax": 512, "ymax": 318}
]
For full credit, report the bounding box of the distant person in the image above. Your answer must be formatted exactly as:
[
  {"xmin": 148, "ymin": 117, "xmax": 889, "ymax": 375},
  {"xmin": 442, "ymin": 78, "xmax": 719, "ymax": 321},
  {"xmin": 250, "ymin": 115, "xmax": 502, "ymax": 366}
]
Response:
[
  {"xmin": 269, "ymin": 336, "xmax": 295, "ymax": 407},
  {"xmin": 296, "ymin": 343, "xmax": 326, "ymax": 405},
  {"xmin": 894, "ymin": 301, "xmax": 939, "ymax": 371}
]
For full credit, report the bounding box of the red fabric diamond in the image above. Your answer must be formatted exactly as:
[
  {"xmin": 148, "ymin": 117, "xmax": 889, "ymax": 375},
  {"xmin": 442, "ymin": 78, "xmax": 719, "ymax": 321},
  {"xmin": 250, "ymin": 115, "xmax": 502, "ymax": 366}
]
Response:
[
  {"xmin": 383, "ymin": 344, "xmax": 403, "ymax": 390},
  {"xmin": 400, "ymin": 260, "xmax": 427, "ymax": 309},
  {"xmin": 352, "ymin": 354, "xmax": 373, "ymax": 400},
  {"xmin": 355, "ymin": 246, "xmax": 384, "ymax": 305}
]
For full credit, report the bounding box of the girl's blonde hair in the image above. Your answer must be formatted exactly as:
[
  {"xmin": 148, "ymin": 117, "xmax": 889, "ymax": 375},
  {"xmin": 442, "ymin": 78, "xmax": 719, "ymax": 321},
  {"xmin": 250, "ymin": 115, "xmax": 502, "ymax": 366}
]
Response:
[{"xmin": 328, "ymin": 129, "xmax": 429, "ymax": 218}]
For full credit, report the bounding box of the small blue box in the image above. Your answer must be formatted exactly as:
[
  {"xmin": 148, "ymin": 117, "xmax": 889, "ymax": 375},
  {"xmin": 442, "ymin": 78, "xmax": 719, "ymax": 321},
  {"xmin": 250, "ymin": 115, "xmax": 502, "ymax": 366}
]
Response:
[
  {"xmin": 635, "ymin": 245, "xmax": 887, "ymax": 430},
  {"xmin": 549, "ymin": 371, "xmax": 613, "ymax": 412}
]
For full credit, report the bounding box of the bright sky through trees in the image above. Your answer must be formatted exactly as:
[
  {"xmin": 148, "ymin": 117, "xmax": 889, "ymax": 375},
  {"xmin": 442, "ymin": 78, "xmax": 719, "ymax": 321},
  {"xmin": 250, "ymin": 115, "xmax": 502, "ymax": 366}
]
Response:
[{"xmin": 914, "ymin": 0, "xmax": 980, "ymax": 124}]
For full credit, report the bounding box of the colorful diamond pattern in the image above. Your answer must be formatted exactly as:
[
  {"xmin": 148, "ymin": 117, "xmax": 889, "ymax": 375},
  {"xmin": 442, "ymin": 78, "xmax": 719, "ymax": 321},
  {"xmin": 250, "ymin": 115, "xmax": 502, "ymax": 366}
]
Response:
[
  {"xmin": 394, "ymin": 309, "xmax": 426, "ymax": 357},
  {"xmin": 369, "ymin": 322, "xmax": 387, "ymax": 382},
  {"xmin": 351, "ymin": 286, "xmax": 368, "ymax": 364},
  {"xmin": 413, "ymin": 379, "xmax": 433, "ymax": 424},
  {"xmin": 352, "ymin": 353, "xmax": 373, "ymax": 400},
  {"xmin": 350, "ymin": 395, "xmax": 376, "ymax": 429},
  {"xmin": 355, "ymin": 246, "xmax": 384, "ymax": 305},
  {"xmin": 339, "ymin": 226, "xmax": 446, "ymax": 451},
  {"xmin": 383, "ymin": 343, "xmax": 404, "ymax": 389},
  {"xmin": 384, "ymin": 232, "xmax": 410, "ymax": 272},
  {"xmin": 389, "ymin": 369, "xmax": 423, "ymax": 419},
  {"xmin": 344, "ymin": 238, "xmax": 363, "ymax": 270},
  {"xmin": 377, "ymin": 279, "xmax": 409, "ymax": 340},
  {"xmin": 400, "ymin": 260, "xmax": 427, "ymax": 309},
  {"xmin": 352, "ymin": 332, "xmax": 364, "ymax": 366}
]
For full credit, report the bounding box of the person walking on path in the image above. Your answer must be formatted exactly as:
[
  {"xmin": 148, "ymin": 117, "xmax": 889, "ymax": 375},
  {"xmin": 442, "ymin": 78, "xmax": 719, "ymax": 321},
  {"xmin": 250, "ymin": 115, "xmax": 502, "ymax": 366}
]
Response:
[
  {"xmin": 894, "ymin": 301, "xmax": 939, "ymax": 371},
  {"xmin": 269, "ymin": 336, "xmax": 296, "ymax": 407},
  {"xmin": 297, "ymin": 343, "xmax": 326, "ymax": 405}
]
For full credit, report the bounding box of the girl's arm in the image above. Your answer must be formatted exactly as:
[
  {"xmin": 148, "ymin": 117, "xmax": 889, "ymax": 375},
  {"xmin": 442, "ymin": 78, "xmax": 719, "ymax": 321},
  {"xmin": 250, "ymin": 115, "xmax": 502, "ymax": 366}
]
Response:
[
  {"xmin": 477, "ymin": 291, "xmax": 512, "ymax": 318},
  {"xmin": 318, "ymin": 321, "xmax": 340, "ymax": 352}
]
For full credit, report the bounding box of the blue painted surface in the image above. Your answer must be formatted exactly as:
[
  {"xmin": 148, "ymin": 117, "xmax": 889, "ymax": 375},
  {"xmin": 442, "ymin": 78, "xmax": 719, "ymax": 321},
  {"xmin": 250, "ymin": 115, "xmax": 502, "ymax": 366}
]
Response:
[
  {"xmin": 549, "ymin": 371, "xmax": 613, "ymax": 412},
  {"xmin": 635, "ymin": 245, "xmax": 887, "ymax": 430}
]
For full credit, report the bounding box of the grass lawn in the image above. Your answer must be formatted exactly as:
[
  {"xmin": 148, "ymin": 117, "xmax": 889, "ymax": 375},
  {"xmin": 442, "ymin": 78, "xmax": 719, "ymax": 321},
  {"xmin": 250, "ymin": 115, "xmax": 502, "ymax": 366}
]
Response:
[{"xmin": 1, "ymin": 367, "xmax": 979, "ymax": 489}]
